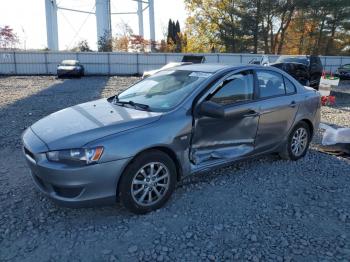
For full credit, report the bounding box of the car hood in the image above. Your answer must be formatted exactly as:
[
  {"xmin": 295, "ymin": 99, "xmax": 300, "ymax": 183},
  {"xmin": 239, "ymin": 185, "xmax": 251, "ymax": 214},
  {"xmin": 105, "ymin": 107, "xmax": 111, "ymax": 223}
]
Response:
[{"xmin": 30, "ymin": 98, "xmax": 162, "ymax": 150}]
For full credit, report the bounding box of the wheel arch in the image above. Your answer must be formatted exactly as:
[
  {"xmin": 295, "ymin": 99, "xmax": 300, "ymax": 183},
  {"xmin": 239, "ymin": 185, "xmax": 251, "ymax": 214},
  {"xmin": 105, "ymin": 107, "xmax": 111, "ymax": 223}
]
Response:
[
  {"xmin": 115, "ymin": 146, "xmax": 183, "ymax": 201},
  {"xmin": 299, "ymin": 118, "xmax": 314, "ymax": 138}
]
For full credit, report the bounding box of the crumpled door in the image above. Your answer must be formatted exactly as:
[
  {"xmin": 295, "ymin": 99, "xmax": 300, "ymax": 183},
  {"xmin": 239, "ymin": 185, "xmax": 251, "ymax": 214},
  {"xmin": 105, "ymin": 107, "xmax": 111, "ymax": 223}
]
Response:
[{"xmin": 190, "ymin": 102, "xmax": 260, "ymax": 165}]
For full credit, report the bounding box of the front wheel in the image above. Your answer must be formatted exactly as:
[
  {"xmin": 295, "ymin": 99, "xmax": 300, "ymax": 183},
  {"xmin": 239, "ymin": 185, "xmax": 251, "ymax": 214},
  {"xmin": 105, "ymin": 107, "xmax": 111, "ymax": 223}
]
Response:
[
  {"xmin": 279, "ymin": 122, "xmax": 311, "ymax": 161},
  {"xmin": 119, "ymin": 150, "xmax": 177, "ymax": 214}
]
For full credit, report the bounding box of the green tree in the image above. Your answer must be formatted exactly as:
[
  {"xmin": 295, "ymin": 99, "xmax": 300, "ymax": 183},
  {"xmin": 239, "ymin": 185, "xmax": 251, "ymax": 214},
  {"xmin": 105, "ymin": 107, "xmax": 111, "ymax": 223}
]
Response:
[
  {"xmin": 71, "ymin": 40, "xmax": 92, "ymax": 52},
  {"xmin": 97, "ymin": 31, "xmax": 112, "ymax": 52},
  {"xmin": 184, "ymin": 0, "xmax": 349, "ymax": 54},
  {"xmin": 166, "ymin": 19, "xmax": 183, "ymax": 52}
]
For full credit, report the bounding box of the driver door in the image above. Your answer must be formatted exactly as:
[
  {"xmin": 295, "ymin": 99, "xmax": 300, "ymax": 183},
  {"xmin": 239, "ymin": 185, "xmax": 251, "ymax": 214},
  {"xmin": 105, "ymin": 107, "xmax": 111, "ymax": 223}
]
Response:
[{"xmin": 190, "ymin": 70, "xmax": 260, "ymax": 167}]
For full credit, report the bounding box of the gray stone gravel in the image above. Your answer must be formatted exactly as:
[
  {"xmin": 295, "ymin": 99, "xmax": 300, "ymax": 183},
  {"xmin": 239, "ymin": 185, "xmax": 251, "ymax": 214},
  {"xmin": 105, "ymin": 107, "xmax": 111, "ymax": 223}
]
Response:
[{"xmin": 0, "ymin": 76, "xmax": 350, "ymax": 261}]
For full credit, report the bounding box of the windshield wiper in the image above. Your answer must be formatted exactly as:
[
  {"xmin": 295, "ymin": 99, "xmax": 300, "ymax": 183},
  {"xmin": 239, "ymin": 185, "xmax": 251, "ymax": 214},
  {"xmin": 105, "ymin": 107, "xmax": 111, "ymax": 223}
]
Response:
[{"xmin": 114, "ymin": 100, "xmax": 150, "ymax": 111}]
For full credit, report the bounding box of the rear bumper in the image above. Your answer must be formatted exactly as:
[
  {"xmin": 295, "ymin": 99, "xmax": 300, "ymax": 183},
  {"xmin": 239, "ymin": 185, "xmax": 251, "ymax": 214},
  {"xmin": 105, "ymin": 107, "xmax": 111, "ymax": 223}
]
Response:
[{"xmin": 24, "ymin": 148, "xmax": 131, "ymax": 207}]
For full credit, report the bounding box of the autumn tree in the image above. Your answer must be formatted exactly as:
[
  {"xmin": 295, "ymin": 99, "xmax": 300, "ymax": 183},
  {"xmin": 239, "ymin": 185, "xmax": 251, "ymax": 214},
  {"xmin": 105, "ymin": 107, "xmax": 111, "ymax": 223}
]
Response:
[
  {"xmin": 129, "ymin": 35, "xmax": 149, "ymax": 52},
  {"xmin": 281, "ymin": 0, "xmax": 350, "ymax": 55},
  {"xmin": 0, "ymin": 25, "xmax": 19, "ymax": 49},
  {"xmin": 113, "ymin": 21, "xmax": 133, "ymax": 52},
  {"xmin": 184, "ymin": 0, "xmax": 349, "ymax": 55}
]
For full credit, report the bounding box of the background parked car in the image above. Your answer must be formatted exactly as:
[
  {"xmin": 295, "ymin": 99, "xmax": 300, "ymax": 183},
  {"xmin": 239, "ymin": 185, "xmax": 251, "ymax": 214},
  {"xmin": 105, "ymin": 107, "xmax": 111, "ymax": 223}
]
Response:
[
  {"xmin": 248, "ymin": 55, "xmax": 270, "ymax": 66},
  {"xmin": 270, "ymin": 55, "xmax": 323, "ymax": 90},
  {"xmin": 142, "ymin": 62, "xmax": 192, "ymax": 78},
  {"xmin": 181, "ymin": 55, "xmax": 206, "ymax": 64},
  {"xmin": 335, "ymin": 64, "xmax": 350, "ymax": 80},
  {"xmin": 143, "ymin": 55, "xmax": 206, "ymax": 78},
  {"xmin": 57, "ymin": 60, "xmax": 84, "ymax": 78}
]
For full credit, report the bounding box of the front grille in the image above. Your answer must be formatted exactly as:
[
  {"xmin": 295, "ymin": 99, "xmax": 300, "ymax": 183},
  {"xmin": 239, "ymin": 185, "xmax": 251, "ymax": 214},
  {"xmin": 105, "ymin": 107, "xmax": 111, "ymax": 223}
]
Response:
[{"xmin": 52, "ymin": 186, "xmax": 83, "ymax": 198}]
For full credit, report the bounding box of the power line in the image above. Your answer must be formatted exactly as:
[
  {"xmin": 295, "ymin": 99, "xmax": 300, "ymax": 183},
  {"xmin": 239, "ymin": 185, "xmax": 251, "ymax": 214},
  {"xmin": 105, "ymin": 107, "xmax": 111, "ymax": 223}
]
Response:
[{"xmin": 58, "ymin": 4, "xmax": 96, "ymax": 49}]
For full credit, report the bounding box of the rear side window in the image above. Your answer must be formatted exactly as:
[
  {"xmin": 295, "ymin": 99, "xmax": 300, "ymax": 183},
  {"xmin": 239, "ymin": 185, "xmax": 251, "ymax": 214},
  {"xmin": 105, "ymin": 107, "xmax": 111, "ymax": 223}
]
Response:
[
  {"xmin": 257, "ymin": 71, "xmax": 285, "ymax": 98},
  {"xmin": 209, "ymin": 71, "xmax": 254, "ymax": 105},
  {"xmin": 284, "ymin": 77, "xmax": 296, "ymax": 94}
]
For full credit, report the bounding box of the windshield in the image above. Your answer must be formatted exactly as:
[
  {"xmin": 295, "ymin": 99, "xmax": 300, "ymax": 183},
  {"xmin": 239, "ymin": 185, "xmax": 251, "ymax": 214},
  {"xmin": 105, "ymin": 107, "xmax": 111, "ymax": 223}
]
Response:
[
  {"xmin": 117, "ymin": 70, "xmax": 212, "ymax": 111},
  {"xmin": 60, "ymin": 60, "xmax": 79, "ymax": 66},
  {"xmin": 276, "ymin": 56, "xmax": 309, "ymax": 66}
]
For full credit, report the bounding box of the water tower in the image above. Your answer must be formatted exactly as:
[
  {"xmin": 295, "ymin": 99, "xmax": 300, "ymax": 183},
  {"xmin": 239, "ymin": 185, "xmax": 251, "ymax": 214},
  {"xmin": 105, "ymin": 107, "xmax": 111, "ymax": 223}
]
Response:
[{"xmin": 45, "ymin": 0, "xmax": 155, "ymax": 50}]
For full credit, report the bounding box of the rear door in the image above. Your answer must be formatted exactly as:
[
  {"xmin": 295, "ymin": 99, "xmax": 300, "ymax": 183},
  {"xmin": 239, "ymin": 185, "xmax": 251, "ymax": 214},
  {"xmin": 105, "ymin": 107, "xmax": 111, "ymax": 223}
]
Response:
[
  {"xmin": 190, "ymin": 70, "xmax": 260, "ymax": 166},
  {"xmin": 254, "ymin": 70, "xmax": 299, "ymax": 153}
]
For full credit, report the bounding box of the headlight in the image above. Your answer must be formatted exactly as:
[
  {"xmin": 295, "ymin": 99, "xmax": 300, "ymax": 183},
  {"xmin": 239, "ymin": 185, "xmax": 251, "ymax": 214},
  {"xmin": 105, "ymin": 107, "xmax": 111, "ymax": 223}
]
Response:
[{"xmin": 46, "ymin": 146, "xmax": 104, "ymax": 165}]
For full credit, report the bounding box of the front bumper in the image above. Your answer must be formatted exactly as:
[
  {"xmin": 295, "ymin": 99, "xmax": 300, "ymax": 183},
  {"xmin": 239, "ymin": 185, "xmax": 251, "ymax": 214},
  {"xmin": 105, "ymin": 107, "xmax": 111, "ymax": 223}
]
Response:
[
  {"xmin": 25, "ymin": 155, "xmax": 130, "ymax": 207},
  {"xmin": 22, "ymin": 129, "xmax": 131, "ymax": 207},
  {"xmin": 57, "ymin": 69, "xmax": 82, "ymax": 77}
]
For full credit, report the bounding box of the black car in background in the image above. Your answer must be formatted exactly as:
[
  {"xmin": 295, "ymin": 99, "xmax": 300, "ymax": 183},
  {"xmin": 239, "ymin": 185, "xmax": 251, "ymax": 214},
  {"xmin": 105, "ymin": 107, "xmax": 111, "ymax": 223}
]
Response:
[
  {"xmin": 335, "ymin": 64, "xmax": 350, "ymax": 80},
  {"xmin": 271, "ymin": 55, "xmax": 323, "ymax": 90},
  {"xmin": 57, "ymin": 60, "xmax": 85, "ymax": 78},
  {"xmin": 181, "ymin": 55, "xmax": 206, "ymax": 63}
]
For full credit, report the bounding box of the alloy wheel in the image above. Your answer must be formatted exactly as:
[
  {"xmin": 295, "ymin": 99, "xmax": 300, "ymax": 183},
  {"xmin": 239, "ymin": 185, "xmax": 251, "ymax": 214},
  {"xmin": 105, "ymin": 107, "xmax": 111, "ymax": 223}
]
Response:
[
  {"xmin": 291, "ymin": 127, "xmax": 308, "ymax": 157},
  {"xmin": 131, "ymin": 162, "xmax": 170, "ymax": 207}
]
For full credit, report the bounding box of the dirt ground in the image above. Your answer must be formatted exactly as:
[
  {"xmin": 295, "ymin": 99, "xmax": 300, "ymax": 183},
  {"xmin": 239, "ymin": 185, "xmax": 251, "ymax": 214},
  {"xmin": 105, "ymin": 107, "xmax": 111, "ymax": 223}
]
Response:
[{"xmin": 0, "ymin": 76, "xmax": 349, "ymax": 262}]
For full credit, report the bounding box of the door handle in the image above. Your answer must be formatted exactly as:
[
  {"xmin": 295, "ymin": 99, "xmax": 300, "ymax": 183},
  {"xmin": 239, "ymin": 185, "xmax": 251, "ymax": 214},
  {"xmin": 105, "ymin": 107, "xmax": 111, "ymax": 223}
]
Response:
[
  {"xmin": 243, "ymin": 110, "xmax": 260, "ymax": 117},
  {"xmin": 289, "ymin": 101, "xmax": 297, "ymax": 108}
]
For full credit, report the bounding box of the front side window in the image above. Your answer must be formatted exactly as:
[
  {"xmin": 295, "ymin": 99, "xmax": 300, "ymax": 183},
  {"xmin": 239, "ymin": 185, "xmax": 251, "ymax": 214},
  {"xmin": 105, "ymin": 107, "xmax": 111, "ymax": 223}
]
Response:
[
  {"xmin": 257, "ymin": 71, "xmax": 285, "ymax": 98},
  {"xmin": 117, "ymin": 70, "xmax": 211, "ymax": 111},
  {"xmin": 209, "ymin": 71, "xmax": 254, "ymax": 105}
]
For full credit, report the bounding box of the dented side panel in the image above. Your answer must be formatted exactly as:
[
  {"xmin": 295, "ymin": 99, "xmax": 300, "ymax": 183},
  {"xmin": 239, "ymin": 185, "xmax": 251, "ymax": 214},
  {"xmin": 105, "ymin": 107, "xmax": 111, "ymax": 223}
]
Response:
[{"xmin": 190, "ymin": 104, "xmax": 260, "ymax": 165}]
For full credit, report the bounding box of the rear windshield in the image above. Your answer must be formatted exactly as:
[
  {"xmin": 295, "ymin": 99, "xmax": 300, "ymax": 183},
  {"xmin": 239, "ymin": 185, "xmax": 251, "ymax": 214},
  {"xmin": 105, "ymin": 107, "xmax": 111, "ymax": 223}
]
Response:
[{"xmin": 276, "ymin": 56, "xmax": 309, "ymax": 66}]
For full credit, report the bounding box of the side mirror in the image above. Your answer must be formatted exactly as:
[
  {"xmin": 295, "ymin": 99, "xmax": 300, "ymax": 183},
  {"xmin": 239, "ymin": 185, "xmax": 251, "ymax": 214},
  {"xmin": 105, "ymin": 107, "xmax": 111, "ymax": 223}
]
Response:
[{"xmin": 198, "ymin": 101, "xmax": 225, "ymax": 118}]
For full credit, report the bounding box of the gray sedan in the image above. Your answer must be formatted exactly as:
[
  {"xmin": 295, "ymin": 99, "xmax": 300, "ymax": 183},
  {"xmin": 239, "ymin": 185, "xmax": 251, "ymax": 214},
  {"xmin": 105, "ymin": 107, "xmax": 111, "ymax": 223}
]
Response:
[{"xmin": 22, "ymin": 64, "xmax": 321, "ymax": 214}]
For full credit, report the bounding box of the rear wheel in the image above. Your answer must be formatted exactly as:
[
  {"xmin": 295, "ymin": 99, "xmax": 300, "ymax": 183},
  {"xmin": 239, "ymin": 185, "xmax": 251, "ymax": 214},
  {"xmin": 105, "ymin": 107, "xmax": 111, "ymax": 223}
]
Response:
[
  {"xmin": 279, "ymin": 122, "xmax": 311, "ymax": 161},
  {"xmin": 119, "ymin": 150, "xmax": 177, "ymax": 214}
]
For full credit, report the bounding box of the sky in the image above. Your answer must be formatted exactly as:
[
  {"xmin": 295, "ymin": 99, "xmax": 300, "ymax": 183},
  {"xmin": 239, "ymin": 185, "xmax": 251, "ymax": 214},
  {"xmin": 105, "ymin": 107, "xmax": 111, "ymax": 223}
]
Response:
[{"xmin": 0, "ymin": 0, "xmax": 187, "ymax": 50}]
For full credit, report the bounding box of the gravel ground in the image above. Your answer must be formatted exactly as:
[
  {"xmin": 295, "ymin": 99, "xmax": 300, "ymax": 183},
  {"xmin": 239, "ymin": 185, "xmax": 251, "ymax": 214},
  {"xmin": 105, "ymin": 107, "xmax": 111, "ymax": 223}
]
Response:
[{"xmin": 0, "ymin": 76, "xmax": 350, "ymax": 262}]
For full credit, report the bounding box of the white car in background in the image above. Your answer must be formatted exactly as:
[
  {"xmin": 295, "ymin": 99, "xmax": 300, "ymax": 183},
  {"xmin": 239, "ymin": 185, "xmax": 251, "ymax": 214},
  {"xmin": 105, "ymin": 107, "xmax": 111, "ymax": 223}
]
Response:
[{"xmin": 142, "ymin": 62, "xmax": 192, "ymax": 78}]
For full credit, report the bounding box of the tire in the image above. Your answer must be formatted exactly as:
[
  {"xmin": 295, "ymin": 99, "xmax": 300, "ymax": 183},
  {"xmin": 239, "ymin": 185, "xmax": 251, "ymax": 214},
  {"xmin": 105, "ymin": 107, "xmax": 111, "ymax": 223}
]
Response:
[
  {"xmin": 119, "ymin": 150, "xmax": 177, "ymax": 214},
  {"xmin": 279, "ymin": 122, "xmax": 311, "ymax": 161}
]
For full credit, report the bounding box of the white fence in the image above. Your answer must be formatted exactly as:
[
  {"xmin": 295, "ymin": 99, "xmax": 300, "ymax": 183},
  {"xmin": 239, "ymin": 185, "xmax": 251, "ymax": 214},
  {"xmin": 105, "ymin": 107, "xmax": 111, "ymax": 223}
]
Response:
[{"xmin": 1, "ymin": 51, "xmax": 349, "ymax": 75}]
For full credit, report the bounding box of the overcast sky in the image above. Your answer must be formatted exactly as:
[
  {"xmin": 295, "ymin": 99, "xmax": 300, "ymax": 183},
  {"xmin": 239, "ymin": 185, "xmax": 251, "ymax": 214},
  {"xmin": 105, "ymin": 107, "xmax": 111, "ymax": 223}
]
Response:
[{"xmin": 1, "ymin": 0, "xmax": 187, "ymax": 50}]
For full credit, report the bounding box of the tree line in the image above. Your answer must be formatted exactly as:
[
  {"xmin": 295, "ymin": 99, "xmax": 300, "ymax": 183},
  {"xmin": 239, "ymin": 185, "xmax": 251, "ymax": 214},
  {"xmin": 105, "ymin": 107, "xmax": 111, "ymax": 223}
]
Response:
[
  {"xmin": 2, "ymin": 0, "xmax": 349, "ymax": 55},
  {"xmin": 184, "ymin": 0, "xmax": 350, "ymax": 55},
  {"xmin": 94, "ymin": 19, "xmax": 188, "ymax": 53}
]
